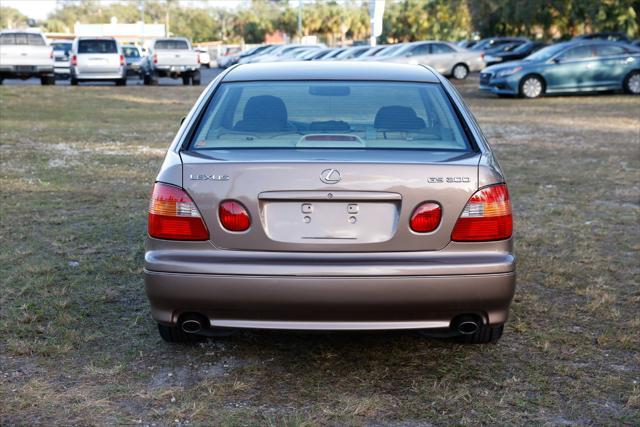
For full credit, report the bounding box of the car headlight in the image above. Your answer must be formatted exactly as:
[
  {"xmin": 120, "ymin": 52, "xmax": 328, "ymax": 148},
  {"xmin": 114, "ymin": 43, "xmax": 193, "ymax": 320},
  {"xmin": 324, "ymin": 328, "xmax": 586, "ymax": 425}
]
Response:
[{"xmin": 496, "ymin": 66, "xmax": 522, "ymax": 77}]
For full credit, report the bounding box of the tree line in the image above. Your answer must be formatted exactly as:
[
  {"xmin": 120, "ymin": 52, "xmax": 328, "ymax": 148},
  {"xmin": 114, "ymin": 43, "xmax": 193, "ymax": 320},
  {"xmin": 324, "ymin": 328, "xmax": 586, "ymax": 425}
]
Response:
[{"xmin": 1, "ymin": 0, "xmax": 638, "ymax": 44}]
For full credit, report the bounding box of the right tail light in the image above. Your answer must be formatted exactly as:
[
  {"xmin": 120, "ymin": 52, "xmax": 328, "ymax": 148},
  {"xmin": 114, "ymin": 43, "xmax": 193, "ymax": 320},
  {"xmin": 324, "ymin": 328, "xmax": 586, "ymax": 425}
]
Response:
[
  {"xmin": 71, "ymin": 55, "xmax": 77, "ymax": 66},
  {"xmin": 451, "ymin": 184, "xmax": 512, "ymax": 242},
  {"xmin": 153, "ymin": 53, "xmax": 158, "ymax": 64}
]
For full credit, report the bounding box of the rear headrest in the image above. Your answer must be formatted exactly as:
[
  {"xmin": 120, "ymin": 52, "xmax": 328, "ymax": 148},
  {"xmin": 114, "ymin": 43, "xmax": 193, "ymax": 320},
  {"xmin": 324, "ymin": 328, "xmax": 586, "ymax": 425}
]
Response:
[
  {"xmin": 374, "ymin": 105, "xmax": 426, "ymax": 131},
  {"xmin": 234, "ymin": 95, "xmax": 288, "ymax": 132}
]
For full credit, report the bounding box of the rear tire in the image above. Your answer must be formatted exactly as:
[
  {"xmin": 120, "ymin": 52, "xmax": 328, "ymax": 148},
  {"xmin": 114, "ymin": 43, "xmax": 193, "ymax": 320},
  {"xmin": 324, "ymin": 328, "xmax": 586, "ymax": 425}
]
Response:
[
  {"xmin": 70, "ymin": 77, "xmax": 78, "ymax": 86},
  {"xmin": 519, "ymin": 75, "xmax": 544, "ymax": 98},
  {"xmin": 182, "ymin": 75, "xmax": 190, "ymax": 85},
  {"xmin": 456, "ymin": 323, "xmax": 504, "ymax": 344},
  {"xmin": 451, "ymin": 63, "xmax": 469, "ymax": 80},
  {"xmin": 157, "ymin": 323, "xmax": 205, "ymax": 344},
  {"xmin": 623, "ymin": 70, "xmax": 640, "ymax": 95},
  {"xmin": 115, "ymin": 78, "xmax": 127, "ymax": 86},
  {"xmin": 191, "ymin": 70, "xmax": 201, "ymax": 86}
]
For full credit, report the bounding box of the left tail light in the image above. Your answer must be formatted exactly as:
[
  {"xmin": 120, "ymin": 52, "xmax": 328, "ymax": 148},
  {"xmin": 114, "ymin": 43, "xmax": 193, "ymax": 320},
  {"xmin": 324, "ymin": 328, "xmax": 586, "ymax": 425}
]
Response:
[
  {"xmin": 451, "ymin": 184, "xmax": 512, "ymax": 242},
  {"xmin": 71, "ymin": 55, "xmax": 77, "ymax": 66},
  {"xmin": 120, "ymin": 54, "xmax": 125, "ymax": 66},
  {"xmin": 148, "ymin": 183, "xmax": 209, "ymax": 240}
]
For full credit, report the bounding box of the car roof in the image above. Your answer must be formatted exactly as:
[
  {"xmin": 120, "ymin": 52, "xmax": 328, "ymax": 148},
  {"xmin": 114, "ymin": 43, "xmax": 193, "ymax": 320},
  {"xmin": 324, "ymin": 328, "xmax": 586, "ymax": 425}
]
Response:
[{"xmin": 223, "ymin": 62, "xmax": 439, "ymax": 83}]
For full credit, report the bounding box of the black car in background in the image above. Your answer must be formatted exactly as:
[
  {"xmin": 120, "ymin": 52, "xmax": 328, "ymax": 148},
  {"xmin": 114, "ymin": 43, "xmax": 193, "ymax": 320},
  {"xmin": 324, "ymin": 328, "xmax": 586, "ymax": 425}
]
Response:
[
  {"xmin": 471, "ymin": 37, "xmax": 529, "ymax": 51},
  {"xmin": 483, "ymin": 41, "xmax": 547, "ymax": 66}
]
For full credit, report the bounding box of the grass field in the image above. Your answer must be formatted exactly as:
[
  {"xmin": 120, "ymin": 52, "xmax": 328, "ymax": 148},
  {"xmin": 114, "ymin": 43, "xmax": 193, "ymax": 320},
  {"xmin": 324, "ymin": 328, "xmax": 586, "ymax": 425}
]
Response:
[{"xmin": 1, "ymin": 79, "xmax": 639, "ymax": 425}]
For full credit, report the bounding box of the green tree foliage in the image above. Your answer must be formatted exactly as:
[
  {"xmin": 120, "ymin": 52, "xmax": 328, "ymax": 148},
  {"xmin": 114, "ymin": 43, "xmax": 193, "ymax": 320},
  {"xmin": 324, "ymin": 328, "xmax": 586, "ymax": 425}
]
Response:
[
  {"xmin": 12, "ymin": 0, "xmax": 638, "ymax": 44},
  {"xmin": 0, "ymin": 6, "xmax": 29, "ymax": 29}
]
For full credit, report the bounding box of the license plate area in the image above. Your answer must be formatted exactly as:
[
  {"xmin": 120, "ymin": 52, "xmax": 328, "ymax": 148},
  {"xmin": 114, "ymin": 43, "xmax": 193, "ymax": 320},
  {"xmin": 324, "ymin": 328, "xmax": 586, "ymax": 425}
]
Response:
[
  {"xmin": 261, "ymin": 200, "xmax": 400, "ymax": 244},
  {"xmin": 15, "ymin": 65, "xmax": 36, "ymax": 73}
]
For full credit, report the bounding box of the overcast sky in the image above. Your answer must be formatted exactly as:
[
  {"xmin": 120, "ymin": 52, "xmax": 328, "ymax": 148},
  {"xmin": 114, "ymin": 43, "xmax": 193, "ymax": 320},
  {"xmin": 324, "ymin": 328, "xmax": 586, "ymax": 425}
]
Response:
[{"xmin": 3, "ymin": 0, "xmax": 250, "ymax": 21}]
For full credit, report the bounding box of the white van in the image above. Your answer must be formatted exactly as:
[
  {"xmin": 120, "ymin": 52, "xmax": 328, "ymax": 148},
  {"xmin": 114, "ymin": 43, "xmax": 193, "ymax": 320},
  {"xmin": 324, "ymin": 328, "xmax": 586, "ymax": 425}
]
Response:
[{"xmin": 70, "ymin": 37, "xmax": 126, "ymax": 86}]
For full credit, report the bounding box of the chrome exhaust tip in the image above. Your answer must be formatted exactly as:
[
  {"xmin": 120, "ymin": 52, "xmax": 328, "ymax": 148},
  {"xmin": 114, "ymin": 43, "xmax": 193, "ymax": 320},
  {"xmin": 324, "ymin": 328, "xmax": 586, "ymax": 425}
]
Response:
[
  {"xmin": 181, "ymin": 319, "xmax": 202, "ymax": 334},
  {"xmin": 453, "ymin": 315, "xmax": 481, "ymax": 335}
]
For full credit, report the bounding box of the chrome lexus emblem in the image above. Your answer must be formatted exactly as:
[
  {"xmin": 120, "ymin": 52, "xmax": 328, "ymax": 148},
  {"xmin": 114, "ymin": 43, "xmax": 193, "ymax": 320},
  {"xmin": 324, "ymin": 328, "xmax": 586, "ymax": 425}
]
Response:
[{"xmin": 320, "ymin": 168, "xmax": 341, "ymax": 184}]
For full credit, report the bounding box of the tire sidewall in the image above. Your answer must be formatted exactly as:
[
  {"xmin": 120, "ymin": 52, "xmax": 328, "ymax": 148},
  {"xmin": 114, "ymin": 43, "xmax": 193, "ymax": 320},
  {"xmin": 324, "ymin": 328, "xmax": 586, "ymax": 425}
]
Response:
[
  {"xmin": 623, "ymin": 70, "xmax": 640, "ymax": 95},
  {"xmin": 452, "ymin": 63, "xmax": 468, "ymax": 80}
]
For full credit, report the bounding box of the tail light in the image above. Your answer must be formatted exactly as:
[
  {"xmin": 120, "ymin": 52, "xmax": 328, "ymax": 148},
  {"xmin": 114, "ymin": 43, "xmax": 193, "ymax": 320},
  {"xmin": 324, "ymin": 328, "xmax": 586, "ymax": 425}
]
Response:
[
  {"xmin": 410, "ymin": 202, "xmax": 441, "ymax": 233},
  {"xmin": 153, "ymin": 53, "xmax": 158, "ymax": 64},
  {"xmin": 219, "ymin": 200, "xmax": 250, "ymax": 232},
  {"xmin": 49, "ymin": 49, "xmax": 53, "ymax": 59},
  {"xmin": 451, "ymin": 184, "xmax": 512, "ymax": 242},
  {"xmin": 71, "ymin": 55, "xmax": 77, "ymax": 66},
  {"xmin": 119, "ymin": 54, "xmax": 125, "ymax": 66},
  {"xmin": 148, "ymin": 183, "xmax": 209, "ymax": 240}
]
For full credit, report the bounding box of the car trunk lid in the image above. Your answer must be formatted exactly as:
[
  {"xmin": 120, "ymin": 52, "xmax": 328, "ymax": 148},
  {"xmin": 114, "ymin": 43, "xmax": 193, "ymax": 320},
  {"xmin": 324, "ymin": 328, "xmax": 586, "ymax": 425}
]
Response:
[{"xmin": 181, "ymin": 149, "xmax": 479, "ymax": 252}]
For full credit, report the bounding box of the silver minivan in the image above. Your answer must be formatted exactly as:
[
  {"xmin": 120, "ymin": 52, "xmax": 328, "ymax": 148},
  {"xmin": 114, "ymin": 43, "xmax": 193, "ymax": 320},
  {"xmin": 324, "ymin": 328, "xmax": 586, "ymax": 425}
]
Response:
[{"xmin": 70, "ymin": 37, "xmax": 126, "ymax": 86}]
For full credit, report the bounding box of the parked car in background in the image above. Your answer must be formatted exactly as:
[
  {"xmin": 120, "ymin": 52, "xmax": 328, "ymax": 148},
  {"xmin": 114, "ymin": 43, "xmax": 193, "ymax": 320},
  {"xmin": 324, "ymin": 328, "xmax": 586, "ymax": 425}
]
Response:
[
  {"xmin": 145, "ymin": 61, "xmax": 515, "ymax": 345},
  {"xmin": 51, "ymin": 40, "xmax": 72, "ymax": 79},
  {"xmin": 358, "ymin": 44, "xmax": 406, "ymax": 61},
  {"xmin": 141, "ymin": 37, "xmax": 200, "ymax": 85},
  {"xmin": 484, "ymin": 41, "xmax": 547, "ymax": 66},
  {"xmin": 367, "ymin": 41, "xmax": 485, "ymax": 80},
  {"xmin": 480, "ymin": 41, "xmax": 640, "ymax": 98},
  {"xmin": 471, "ymin": 37, "xmax": 529, "ymax": 51},
  {"xmin": 457, "ymin": 40, "xmax": 478, "ymax": 49},
  {"xmin": 245, "ymin": 44, "xmax": 326, "ymax": 63},
  {"xmin": 300, "ymin": 48, "xmax": 334, "ymax": 61},
  {"xmin": 273, "ymin": 46, "xmax": 322, "ymax": 62},
  {"xmin": 0, "ymin": 29, "xmax": 55, "ymax": 85},
  {"xmin": 70, "ymin": 37, "xmax": 126, "ymax": 86},
  {"xmin": 320, "ymin": 47, "xmax": 349, "ymax": 60},
  {"xmin": 357, "ymin": 44, "xmax": 393, "ymax": 59},
  {"xmin": 334, "ymin": 45, "xmax": 371, "ymax": 59},
  {"xmin": 573, "ymin": 32, "xmax": 630, "ymax": 43},
  {"xmin": 122, "ymin": 45, "xmax": 143, "ymax": 76},
  {"xmin": 195, "ymin": 47, "xmax": 211, "ymax": 68}
]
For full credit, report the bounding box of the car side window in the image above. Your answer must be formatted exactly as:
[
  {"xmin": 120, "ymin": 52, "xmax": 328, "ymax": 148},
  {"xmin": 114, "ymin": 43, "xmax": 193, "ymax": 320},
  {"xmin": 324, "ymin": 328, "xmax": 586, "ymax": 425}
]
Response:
[
  {"xmin": 594, "ymin": 45, "xmax": 626, "ymax": 57},
  {"xmin": 559, "ymin": 45, "xmax": 594, "ymax": 61},
  {"xmin": 408, "ymin": 44, "xmax": 431, "ymax": 56},
  {"xmin": 432, "ymin": 44, "xmax": 455, "ymax": 54}
]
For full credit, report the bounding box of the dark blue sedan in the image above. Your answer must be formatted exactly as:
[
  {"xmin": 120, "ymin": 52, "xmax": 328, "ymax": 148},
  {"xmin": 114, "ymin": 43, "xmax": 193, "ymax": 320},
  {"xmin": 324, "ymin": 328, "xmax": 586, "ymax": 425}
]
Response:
[{"xmin": 480, "ymin": 41, "xmax": 640, "ymax": 98}]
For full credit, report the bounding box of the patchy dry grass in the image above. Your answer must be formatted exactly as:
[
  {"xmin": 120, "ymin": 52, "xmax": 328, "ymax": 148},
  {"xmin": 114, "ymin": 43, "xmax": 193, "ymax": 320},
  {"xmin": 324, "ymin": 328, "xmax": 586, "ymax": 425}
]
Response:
[{"xmin": 1, "ymin": 80, "xmax": 639, "ymax": 425}]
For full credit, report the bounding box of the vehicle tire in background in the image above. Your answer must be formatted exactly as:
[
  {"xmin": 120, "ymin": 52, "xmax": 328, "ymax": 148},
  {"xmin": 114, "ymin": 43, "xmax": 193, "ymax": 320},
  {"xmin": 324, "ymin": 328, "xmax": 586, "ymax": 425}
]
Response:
[
  {"xmin": 0, "ymin": 78, "xmax": 3, "ymax": 85},
  {"xmin": 451, "ymin": 63, "xmax": 469, "ymax": 80},
  {"xmin": 40, "ymin": 75, "xmax": 55, "ymax": 85},
  {"xmin": 456, "ymin": 323, "xmax": 504, "ymax": 344},
  {"xmin": 191, "ymin": 70, "xmax": 201, "ymax": 86},
  {"xmin": 182, "ymin": 75, "xmax": 190, "ymax": 85},
  {"xmin": 623, "ymin": 70, "xmax": 640, "ymax": 95},
  {"xmin": 157, "ymin": 323, "xmax": 205, "ymax": 344},
  {"xmin": 70, "ymin": 77, "xmax": 78, "ymax": 86},
  {"xmin": 143, "ymin": 74, "xmax": 158, "ymax": 86},
  {"xmin": 116, "ymin": 78, "xmax": 127, "ymax": 86},
  {"xmin": 519, "ymin": 75, "xmax": 544, "ymax": 98}
]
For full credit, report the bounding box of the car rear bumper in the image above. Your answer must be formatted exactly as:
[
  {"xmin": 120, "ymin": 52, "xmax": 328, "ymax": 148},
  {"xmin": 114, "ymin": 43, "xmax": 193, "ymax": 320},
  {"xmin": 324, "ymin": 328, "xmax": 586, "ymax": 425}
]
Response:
[
  {"xmin": 0, "ymin": 65, "xmax": 54, "ymax": 77},
  {"xmin": 144, "ymin": 239, "xmax": 516, "ymax": 330},
  {"xmin": 72, "ymin": 68, "xmax": 124, "ymax": 80}
]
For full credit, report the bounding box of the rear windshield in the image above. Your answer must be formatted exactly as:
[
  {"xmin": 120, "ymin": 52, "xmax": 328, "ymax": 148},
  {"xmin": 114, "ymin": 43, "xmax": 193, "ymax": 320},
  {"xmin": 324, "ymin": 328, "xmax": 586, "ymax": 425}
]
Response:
[
  {"xmin": 155, "ymin": 40, "xmax": 189, "ymax": 50},
  {"xmin": 122, "ymin": 46, "xmax": 140, "ymax": 57},
  {"xmin": 189, "ymin": 81, "xmax": 471, "ymax": 151},
  {"xmin": 0, "ymin": 33, "xmax": 45, "ymax": 46},
  {"xmin": 53, "ymin": 42, "xmax": 72, "ymax": 51},
  {"xmin": 78, "ymin": 39, "xmax": 117, "ymax": 54}
]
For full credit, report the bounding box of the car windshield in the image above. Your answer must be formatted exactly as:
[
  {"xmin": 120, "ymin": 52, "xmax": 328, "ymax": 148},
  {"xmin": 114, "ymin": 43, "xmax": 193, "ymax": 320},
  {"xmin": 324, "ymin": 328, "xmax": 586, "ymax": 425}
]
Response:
[
  {"xmin": 524, "ymin": 43, "xmax": 567, "ymax": 61},
  {"xmin": 78, "ymin": 39, "xmax": 117, "ymax": 54},
  {"xmin": 0, "ymin": 33, "xmax": 45, "ymax": 46},
  {"xmin": 512, "ymin": 42, "xmax": 534, "ymax": 53},
  {"xmin": 155, "ymin": 40, "xmax": 189, "ymax": 50},
  {"xmin": 378, "ymin": 44, "xmax": 404, "ymax": 56},
  {"xmin": 122, "ymin": 46, "xmax": 140, "ymax": 57},
  {"xmin": 189, "ymin": 81, "xmax": 471, "ymax": 152},
  {"xmin": 53, "ymin": 43, "xmax": 72, "ymax": 51}
]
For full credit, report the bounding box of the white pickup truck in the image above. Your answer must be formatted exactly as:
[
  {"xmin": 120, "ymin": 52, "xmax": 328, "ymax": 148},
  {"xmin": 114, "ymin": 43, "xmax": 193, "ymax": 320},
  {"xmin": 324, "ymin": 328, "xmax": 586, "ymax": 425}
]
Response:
[
  {"xmin": 0, "ymin": 29, "xmax": 55, "ymax": 85},
  {"xmin": 141, "ymin": 38, "xmax": 201, "ymax": 86}
]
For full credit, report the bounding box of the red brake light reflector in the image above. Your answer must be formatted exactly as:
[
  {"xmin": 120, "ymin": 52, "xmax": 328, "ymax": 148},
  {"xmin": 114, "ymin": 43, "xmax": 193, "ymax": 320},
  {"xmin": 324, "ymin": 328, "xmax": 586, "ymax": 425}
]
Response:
[
  {"xmin": 410, "ymin": 202, "xmax": 442, "ymax": 233},
  {"xmin": 451, "ymin": 184, "xmax": 512, "ymax": 242},
  {"xmin": 219, "ymin": 200, "xmax": 250, "ymax": 232},
  {"xmin": 119, "ymin": 54, "xmax": 125, "ymax": 66},
  {"xmin": 148, "ymin": 183, "xmax": 209, "ymax": 240},
  {"xmin": 71, "ymin": 55, "xmax": 77, "ymax": 66}
]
